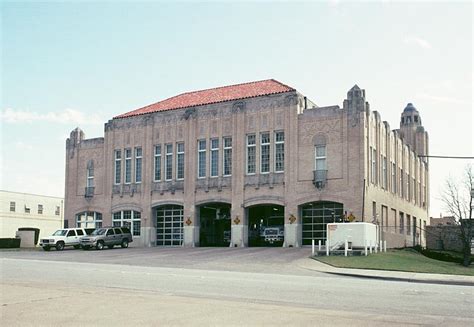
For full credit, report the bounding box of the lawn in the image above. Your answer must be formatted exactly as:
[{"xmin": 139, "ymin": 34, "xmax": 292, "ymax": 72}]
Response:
[{"xmin": 314, "ymin": 248, "xmax": 474, "ymax": 276}]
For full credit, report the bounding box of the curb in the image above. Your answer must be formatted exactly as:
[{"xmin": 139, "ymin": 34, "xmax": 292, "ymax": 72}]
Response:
[{"xmin": 321, "ymin": 270, "xmax": 474, "ymax": 287}]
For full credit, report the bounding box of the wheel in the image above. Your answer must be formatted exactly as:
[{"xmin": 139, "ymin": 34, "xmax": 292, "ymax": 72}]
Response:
[
  {"xmin": 43, "ymin": 246, "xmax": 50, "ymax": 251},
  {"xmin": 121, "ymin": 239, "xmax": 129, "ymax": 248},
  {"xmin": 107, "ymin": 245, "xmax": 114, "ymax": 249},
  {"xmin": 74, "ymin": 245, "xmax": 81, "ymax": 249},
  {"xmin": 55, "ymin": 242, "xmax": 65, "ymax": 251},
  {"xmin": 96, "ymin": 241, "xmax": 104, "ymax": 250}
]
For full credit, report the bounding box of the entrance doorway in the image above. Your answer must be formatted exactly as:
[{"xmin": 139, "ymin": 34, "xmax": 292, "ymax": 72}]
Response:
[
  {"xmin": 247, "ymin": 204, "xmax": 284, "ymax": 247},
  {"xmin": 155, "ymin": 205, "xmax": 183, "ymax": 246},
  {"xmin": 198, "ymin": 203, "xmax": 231, "ymax": 247},
  {"xmin": 301, "ymin": 201, "xmax": 343, "ymax": 245}
]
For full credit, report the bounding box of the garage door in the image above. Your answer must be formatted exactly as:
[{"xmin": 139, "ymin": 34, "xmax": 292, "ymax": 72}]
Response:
[{"xmin": 156, "ymin": 205, "xmax": 183, "ymax": 246}]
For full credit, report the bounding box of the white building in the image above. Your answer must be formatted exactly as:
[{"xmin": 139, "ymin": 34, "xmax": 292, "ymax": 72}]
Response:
[{"xmin": 0, "ymin": 190, "xmax": 64, "ymax": 241}]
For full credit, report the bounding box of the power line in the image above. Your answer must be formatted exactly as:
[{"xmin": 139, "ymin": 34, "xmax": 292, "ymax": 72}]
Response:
[{"xmin": 418, "ymin": 155, "xmax": 474, "ymax": 159}]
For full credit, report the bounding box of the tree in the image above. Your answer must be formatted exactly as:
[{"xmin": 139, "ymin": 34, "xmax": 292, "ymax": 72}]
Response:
[{"xmin": 441, "ymin": 165, "xmax": 473, "ymax": 267}]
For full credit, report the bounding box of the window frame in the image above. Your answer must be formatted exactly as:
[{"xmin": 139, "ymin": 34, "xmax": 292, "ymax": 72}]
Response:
[
  {"xmin": 154, "ymin": 145, "xmax": 162, "ymax": 182},
  {"xmin": 223, "ymin": 137, "xmax": 232, "ymax": 177},
  {"xmin": 274, "ymin": 131, "xmax": 285, "ymax": 173},
  {"xmin": 124, "ymin": 148, "xmax": 132, "ymax": 184},
  {"xmin": 260, "ymin": 132, "xmax": 270, "ymax": 174},
  {"xmin": 314, "ymin": 145, "xmax": 327, "ymax": 171},
  {"xmin": 135, "ymin": 147, "xmax": 142, "ymax": 184},
  {"xmin": 165, "ymin": 144, "xmax": 173, "ymax": 181},
  {"xmin": 246, "ymin": 134, "xmax": 256, "ymax": 175},
  {"xmin": 176, "ymin": 142, "xmax": 185, "ymax": 180},
  {"xmin": 114, "ymin": 150, "xmax": 122, "ymax": 185},
  {"xmin": 198, "ymin": 139, "xmax": 207, "ymax": 178}
]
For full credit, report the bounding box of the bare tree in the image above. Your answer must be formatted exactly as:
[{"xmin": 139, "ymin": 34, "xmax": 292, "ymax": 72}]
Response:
[{"xmin": 441, "ymin": 165, "xmax": 473, "ymax": 267}]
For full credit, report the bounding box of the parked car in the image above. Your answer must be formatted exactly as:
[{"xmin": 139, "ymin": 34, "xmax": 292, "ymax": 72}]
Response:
[
  {"xmin": 80, "ymin": 227, "xmax": 133, "ymax": 250},
  {"xmin": 39, "ymin": 228, "xmax": 91, "ymax": 251}
]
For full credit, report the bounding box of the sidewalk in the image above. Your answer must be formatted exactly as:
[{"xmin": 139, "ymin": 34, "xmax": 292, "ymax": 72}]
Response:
[{"xmin": 297, "ymin": 257, "xmax": 474, "ymax": 286}]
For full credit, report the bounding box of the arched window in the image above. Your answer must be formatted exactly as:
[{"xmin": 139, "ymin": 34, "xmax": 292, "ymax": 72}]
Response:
[
  {"xmin": 113, "ymin": 210, "xmax": 141, "ymax": 236},
  {"xmin": 76, "ymin": 211, "xmax": 102, "ymax": 228}
]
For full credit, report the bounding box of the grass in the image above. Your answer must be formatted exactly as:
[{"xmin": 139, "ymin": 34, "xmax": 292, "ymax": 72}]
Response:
[{"xmin": 314, "ymin": 248, "xmax": 474, "ymax": 276}]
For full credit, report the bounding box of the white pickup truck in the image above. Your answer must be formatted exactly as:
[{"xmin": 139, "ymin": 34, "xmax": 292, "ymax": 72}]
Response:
[{"xmin": 39, "ymin": 228, "xmax": 92, "ymax": 251}]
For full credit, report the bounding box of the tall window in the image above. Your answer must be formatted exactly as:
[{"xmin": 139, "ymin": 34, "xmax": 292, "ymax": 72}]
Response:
[
  {"xmin": 382, "ymin": 156, "xmax": 387, "ymax": 190},
  {"xmin": 246, "ymin": 135, "xmax": 256, "ymax": 174},
  {"xmin": 176, "ymin": 142, "xmax": 185, "ymax": 180},
  {"xmin": 210, "ymin": 139, "xmax": 219, "ymax": 177},
  {"xmin": 406, "ymin": 215, "xmax": 411, "ymax": 235},
  {"xmin": 124, "ymin": 148, "xmax": 132, "ymax": 184},
  {"xmin": 114, "ymin": 150, "xmax": 121, "ymax": 184},
  {"xmin": 76, "ymin": 211, "xmax": 102, "ymax": 228},
  {"xmin": 223, "ymin": 137, "xmax": 232, "ymax": 176},
  {"xmin": 198, "ymin": 140, "xmax": 206, "ymax": 178},
  {"xmin": 55, "ymin": 206, "xmax": 60, "ymax": 216},
  {"xmin": 315, "ymin": 145, "xmax": 326, "ymax": 170},
  {"xmin": 165, "ymin": 144, "xmax": 173, "ymax": 181},
  {"xmin": 260, "ymin": 132, "xmax": 270, "ymax": 173},
  {"xmin": 154, "ymin": 145, "xmax": 161, "ymax": 181},
  {"xmin": 10, "ymin": 201, "xmax": 15, "ymax": 212},
  {"xmin": 399, "ymin": 168, "xmax": 404, "ymax": 198},
  {"xmin": 274, "ymin": 131, "xmax": 284, "ymax": 172},
  {"xmin": 87, "ymin": 164, "xmax": 94, "ymax": 188},
  {"xmin": 371, "ymin": 147, "xmax": 376, "ymax": 184},
  {"xmin": 25, "ymin": 206, "xmax": 30, "ymax": 214},
  {"xmin": 399, "ymin": 212, "xmax": 404, "ymax": 234},
  {"xmin": 406, "ymin": 172, "xmax": 410, "ymax": 201},
  {"xmin": 391, "ymin": 162, "xmax": 396, "ymax": 194},
  {"xmin": 113, "ymin": 210, "xmax": 141, "ymax": 236},
  {"xmin": 38, "ymin": 204, "xmax": 43, "ymax": 214},
  {"xmin": 135, "ymin": 147, "xmax": 142, "ymax": 183}
]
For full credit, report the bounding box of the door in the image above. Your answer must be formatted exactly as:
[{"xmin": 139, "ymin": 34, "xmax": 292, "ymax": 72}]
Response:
[
  {"xmin": 66, "ymin": 230, "xmax": 78, "ymax": 245},
  {"xmin": 105, "ymin": 229, "xmax": 115, "ymax": 245}
]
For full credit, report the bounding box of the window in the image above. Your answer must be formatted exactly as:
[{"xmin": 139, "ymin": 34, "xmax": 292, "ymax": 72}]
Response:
[
  {"xmin": 67, "ymin": 230, "xmax": 76, "ymax": 237},
  {"xmin": 391, "ymin": 162, "xmax": 396, "ymax": 194},
  {"xmin": 154, "ymin": 145, "xmax": 162, "ymax": 181},
  {"xmin": 165, "ymin": 144, "xmax": 173, "ymax": 181},
  {"xmin": 371, "ymin": 147, "xmax": 376, "ymax": 184},
  {"xmin": 210, "ymin": 139, "xmax": 219, "ymax": 177},
  {"xmin": 25, "ymin": 206, "xmax": 30, "ymax": 214},
  {"xmin": 76, "ymin": 229, "xmax": 84, "ymax": 236},
  {"xmin": 260, "ymin": 132, "xmax": 270, "ymax": 173},
  {"xmin": 274, "ymin": 131, "xmax": 284, "ymax": 172},
  {"xmin": 406, "ymin": 172, "xmax": 410, "ymax": 201},
  {"xmin": 38, "ymin": 204, "xmax": 43, "ymax": 215},
  {"xmin": 87, "ymin": 164, "xmax": 94, "ymax": 188},
  {"xmin": 113, "ymin": 210, "xmax": 141, "ymax": 236},
  {"xmin": 223, "ymin": 137, "xmax": 232, "ymax": 176},
  {"xmin": 407, "ymin": 215, "xmax": 411, "ymax": 235},
  {"xmin": 176, "ymin": 142, "xmax": 185, "ymax": 180},
  {"xmin": 382, "ymin": 156, "xmax": 387, "ymax": 190},
  {"xmin": 400, "ymin": 168, "xmax": 404, "ymax": 198},
  {"xmin": 114, "ymin": 150, "xmax": 121, "ymax": 184},
  {"xmin": 399, "ymin": 212, "xmax": 404, "ymax": 234},
  {"xmin": 315, "ymin": 145, "xmax": 326, "ymax": 170},
  {"xmin": 135, "ymin": 147, "xmax": 142, "ymax": 183},
  {"xmin": 246, "ymin": 135, "xmax": 256, "ymax": 174},
  {"xmin": 125, "ymin": 149, "xmax": 132, "ymax": 184},
  {"xmin": 106, "ymin": 229, "xmax": 114, "ymax": 236},
  {"xmin": 55, "ymin": 206, "xmax": 60, "ymax": 216},
  {"xmin": 9, "ymin": 202, "xmax": 15, "ymax": 212},
  {"xmin": 76, "ymin": 212, "xmax": 102, "ymax": 228},
  {"xmin": 198, "ymin": 140, "xmax": 206, "ymax": 178}
]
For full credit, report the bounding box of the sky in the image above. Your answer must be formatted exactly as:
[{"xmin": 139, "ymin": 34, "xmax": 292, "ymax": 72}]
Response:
[{"xmin": 1, "ymin": 1, "xmax": 472, "ymax": 218}]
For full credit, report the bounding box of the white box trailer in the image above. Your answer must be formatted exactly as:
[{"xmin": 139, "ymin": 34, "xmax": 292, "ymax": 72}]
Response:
[{"xmin": 327, "ymin": 222, "xmax": 377, "ymax": 249}]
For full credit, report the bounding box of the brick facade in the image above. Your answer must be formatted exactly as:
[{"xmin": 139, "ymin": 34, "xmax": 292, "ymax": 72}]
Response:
[{"xmin": 64, "ymin": 80, "xmax": 429, "ymax": 248}]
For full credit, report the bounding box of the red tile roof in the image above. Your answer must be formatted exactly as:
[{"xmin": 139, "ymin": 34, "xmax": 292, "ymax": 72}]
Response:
[{"xmin": 114, "ymin": 79, "xmax": 295, "ymax": 119}]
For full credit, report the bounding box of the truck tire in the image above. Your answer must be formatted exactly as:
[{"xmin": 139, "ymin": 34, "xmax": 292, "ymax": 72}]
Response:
[
  {"xmin": 121, "ymin": 239, "xmax": 129, "ymax": 248},
  {"xmin": 96, "ymin": 241, "xmax": 104, "ymax": 250},
  {"xmin": 55, "ymin": 242, "xmax": 65, "ymax": 251}
]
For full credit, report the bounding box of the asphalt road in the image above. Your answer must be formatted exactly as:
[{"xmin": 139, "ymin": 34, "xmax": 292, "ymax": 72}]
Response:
[{"xmin": 1, "ymin": 248, "xmax": 473, "ymax": 326}]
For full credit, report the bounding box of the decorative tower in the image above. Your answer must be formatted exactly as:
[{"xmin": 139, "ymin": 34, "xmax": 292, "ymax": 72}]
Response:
[{"xmin": 399, "ymin": 103, "xmax": 429, "ymax": 162}]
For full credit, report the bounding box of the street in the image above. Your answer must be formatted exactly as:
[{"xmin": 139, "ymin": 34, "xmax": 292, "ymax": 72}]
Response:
[{"xmin": 1, "ymin": 248, "xmax": 473, "ymax": 326}]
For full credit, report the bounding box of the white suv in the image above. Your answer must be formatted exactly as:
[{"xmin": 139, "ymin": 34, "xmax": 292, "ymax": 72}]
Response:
[{"xmin": 39, "ymin": 228, "xmax": 91, "ymax": 251}]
